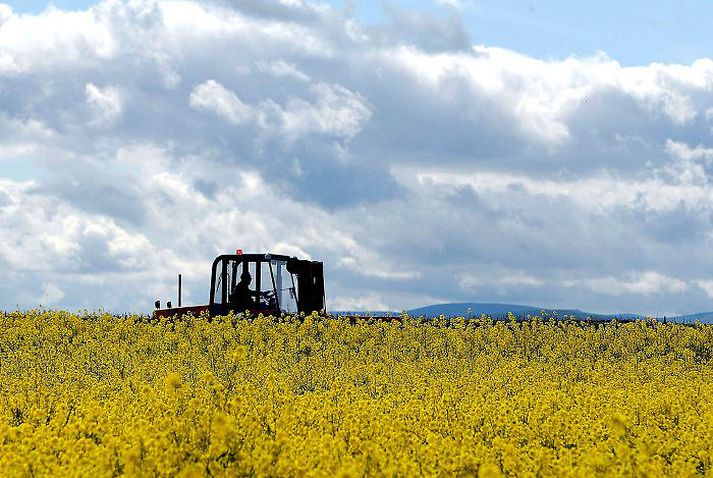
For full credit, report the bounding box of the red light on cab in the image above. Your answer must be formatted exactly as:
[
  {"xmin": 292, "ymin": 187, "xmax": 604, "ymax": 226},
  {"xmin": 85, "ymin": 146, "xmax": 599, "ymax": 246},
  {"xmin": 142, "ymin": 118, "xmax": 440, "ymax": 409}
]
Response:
[{"xmin": 235, "ymin": 249, "xmax": 243, "ymax": 255}]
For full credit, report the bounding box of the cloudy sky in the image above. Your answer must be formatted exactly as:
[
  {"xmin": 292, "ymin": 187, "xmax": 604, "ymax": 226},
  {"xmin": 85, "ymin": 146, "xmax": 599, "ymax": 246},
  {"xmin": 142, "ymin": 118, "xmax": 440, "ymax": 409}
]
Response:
[{"xmin": 1, "ymin": 0, "xmax": 713, "ymax": 315}]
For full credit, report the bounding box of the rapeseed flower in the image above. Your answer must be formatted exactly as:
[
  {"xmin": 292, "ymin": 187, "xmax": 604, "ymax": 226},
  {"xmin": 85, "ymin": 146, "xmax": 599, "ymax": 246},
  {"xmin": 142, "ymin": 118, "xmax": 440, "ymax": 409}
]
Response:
[{"xmin": 0, "ymin": 311, "xmax": 710, "ymax": 476}]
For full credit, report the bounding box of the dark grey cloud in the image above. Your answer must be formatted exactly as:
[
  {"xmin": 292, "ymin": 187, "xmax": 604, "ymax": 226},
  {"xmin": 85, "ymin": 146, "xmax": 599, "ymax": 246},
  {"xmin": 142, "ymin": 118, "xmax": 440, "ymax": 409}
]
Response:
[
  {"xmin": 209, "ymin": 0, "xmax": 328, "ymax": 23},
  {"xmin": 43, "ymin": 158, "xmax": 148, "ymax": 226},
  {"xmin": 379, "ymin": 6, "xmax": 471, "ymax": 53}
]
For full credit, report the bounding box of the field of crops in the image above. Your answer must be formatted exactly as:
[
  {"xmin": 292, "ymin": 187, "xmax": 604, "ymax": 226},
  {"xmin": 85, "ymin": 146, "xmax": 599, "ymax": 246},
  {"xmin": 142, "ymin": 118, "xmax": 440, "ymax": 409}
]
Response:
[{"xmin": 0, "ymin": 311, "xmax": 712, "ymax": 476}]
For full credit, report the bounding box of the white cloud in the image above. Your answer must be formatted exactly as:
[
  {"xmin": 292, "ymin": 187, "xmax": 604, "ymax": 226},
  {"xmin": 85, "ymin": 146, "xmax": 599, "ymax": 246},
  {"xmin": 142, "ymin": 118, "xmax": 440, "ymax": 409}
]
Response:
[
  {"xmin": 0, "ymin": 5, "xmax": 117, "ymax": 73},
  {"xmin": 665, "ymin": 139, "xmax": 713, "ymax": 161},
  {"xmin": 40, "ymin": 283, "xmax": 65, "ymax": 305},
  {"xmin": 0, "ymin": 178, "xmax": 157, "ymax": 275},
  {"xmin": 158, "ymin": 1, "xmax": 334, "ymax": 57},
  {"xmin": 696, "ymin": 280, "xmax": 713, "ymax": 299},
  {"xmin": 189, "ymin": 79, "xmax": 253, "ymax": 124},
  {"xmin": 460, "ymin": 272, "xmax": 543, "ymax": 290},
  {"xmin": 256, "ymin": 60, "xmax": 310, "ymax": 82},
  {"xmin": 405, "ymin": 148, "xmax": 713, "ymax": 215},
  {"xmin": 571, "ymin": 272, "xmax": 688, "ymax": 296},
  {"xmin": 189, "ymin": 80, "xmax": 371, "ymax": 141},
  {"xmin": 85, "ymin": 83, "xmax": 123, "ymax": 124},
  {"xmin": 0, "ymin": 4, "xmax": 11, "ymax": 23},
  {"xmin": 277, "ymin": 83, "xmax": 372, "ymax": 140},
  {"xmin": 329, "ymin": 293, "xmax": 391, "ymax": 312},
  {"xmin": 436, "ymin": 0, "xmax": 463, "ymax": 9},
  {"xmin": 337, "ymin": 255, "xmax": 419, "ymax": 280},
  {"xmin": 376, "ymin": 45, "xmax": 713, "ymax": 147}
]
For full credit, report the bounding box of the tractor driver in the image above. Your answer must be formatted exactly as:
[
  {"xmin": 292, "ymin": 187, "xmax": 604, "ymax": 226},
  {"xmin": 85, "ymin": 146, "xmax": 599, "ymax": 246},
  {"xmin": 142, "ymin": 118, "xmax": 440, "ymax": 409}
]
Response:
[{"xmin": 230, "ymin": 270, "xmax": 259, "ymax": 310}]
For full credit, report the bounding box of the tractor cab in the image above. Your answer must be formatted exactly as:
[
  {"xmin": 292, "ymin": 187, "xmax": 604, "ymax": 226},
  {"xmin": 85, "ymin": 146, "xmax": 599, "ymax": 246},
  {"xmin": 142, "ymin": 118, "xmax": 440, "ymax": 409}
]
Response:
[
  {"xmin": 209, "ymin": 253, "xmax": 325, "ymax": 317},
  {"xmin": 153, "ymin": 252, "xmax": 326, "ymax": 319}
]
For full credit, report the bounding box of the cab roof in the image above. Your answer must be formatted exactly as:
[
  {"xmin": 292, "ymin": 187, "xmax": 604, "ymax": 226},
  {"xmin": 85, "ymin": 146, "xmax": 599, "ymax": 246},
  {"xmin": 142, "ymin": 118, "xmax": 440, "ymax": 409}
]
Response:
[{"xmin": 212, "ymin": 253, "xmax": 294, "ymax": 265}]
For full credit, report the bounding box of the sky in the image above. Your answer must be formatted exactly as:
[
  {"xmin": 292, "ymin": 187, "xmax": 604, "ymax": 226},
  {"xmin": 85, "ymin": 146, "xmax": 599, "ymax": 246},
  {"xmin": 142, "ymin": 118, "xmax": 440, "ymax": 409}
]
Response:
[{"xmin": 1, "ymin": 0, "xmax": 713, "ymax": 315}]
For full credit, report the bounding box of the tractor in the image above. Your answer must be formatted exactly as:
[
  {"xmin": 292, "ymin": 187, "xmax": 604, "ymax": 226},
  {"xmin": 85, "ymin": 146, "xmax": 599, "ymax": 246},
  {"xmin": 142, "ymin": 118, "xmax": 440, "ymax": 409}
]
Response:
[{"xmin": 153, "ymin": 252, "xmax": 325, "ymax": 319}]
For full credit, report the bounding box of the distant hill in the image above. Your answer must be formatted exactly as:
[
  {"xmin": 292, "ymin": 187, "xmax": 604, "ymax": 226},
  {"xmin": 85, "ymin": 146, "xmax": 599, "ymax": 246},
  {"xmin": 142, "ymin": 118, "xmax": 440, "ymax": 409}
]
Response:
[
  {"xmin": 672, "ymin": 311, "xmax": 713, "ymax": 324},
  {"xmin": 406, "ymin": 302, "xmax": 712, "ymax": 323},
  {"xmin": 332, "ymin": 302, "xmax": 713, "ymax": 323},
  {"xmin": 332, "ymin": 311, "xmax": 400, "ymax": 317},
  {"xmin": 406, "ymin": 302, "xmax": 640, "ymax": 320}
]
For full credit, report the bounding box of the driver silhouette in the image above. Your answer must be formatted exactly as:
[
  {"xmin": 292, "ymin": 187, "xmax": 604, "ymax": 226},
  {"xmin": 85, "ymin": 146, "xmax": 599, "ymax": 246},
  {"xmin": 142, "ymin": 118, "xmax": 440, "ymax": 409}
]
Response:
[{"xmin": 230, "ymin": 270, "xmax": 258, "ymax": 309}]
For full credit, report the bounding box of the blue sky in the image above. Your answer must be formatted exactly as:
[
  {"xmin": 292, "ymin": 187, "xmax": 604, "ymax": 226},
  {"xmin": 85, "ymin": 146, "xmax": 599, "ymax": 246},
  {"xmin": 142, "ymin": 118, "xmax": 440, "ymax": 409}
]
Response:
[
  {"xmin": 7, "ymin": 0, "xmax": 713, "ymax": 66},
  {"xmin": 4, "ymin": 0, "xmax": 94, "ymax": 12},
  {"xmin": 2, "ymin": 0, "xmax": 713, "ymax": 315}
]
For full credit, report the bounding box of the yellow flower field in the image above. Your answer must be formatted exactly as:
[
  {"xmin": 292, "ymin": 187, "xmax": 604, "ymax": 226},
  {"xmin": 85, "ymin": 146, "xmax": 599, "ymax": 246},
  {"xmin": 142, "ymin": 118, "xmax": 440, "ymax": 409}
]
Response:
[{"xmin": 1, "ymin": 311, "xmax": 712, "ymax": 477}]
